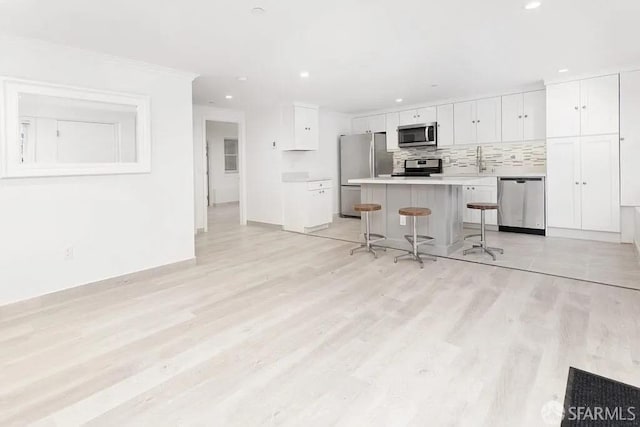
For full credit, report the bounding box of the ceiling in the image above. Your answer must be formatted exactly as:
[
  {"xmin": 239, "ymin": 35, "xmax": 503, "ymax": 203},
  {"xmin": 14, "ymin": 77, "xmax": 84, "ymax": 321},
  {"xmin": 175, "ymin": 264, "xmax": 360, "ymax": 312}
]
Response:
[{"xmin": 1, "ymin": 0, "xmax": 639, "ymax": 113}]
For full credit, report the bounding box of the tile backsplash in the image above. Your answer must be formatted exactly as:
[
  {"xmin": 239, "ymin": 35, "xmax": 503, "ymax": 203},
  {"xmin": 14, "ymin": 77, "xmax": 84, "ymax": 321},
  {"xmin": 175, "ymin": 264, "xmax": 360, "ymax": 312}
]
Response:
[{"xmin": 393, "ymin": 141, "xmax": 547, "ymax": 174}]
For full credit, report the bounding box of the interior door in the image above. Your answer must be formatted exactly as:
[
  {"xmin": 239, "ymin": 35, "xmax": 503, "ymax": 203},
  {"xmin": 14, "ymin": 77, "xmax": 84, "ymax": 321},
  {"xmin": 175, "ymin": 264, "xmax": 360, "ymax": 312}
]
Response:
[
  {"xmin": 523, "ymin": 90, "xmax": 546, "ymax": 140},
  {"xmin": 454, "ymin": 101, "xmax": 476, "ymax": 144},
  {"xmin": 436, "ymin": 104, "xmax": 454, "ymax": 147},
  {"xmin": 580, "ymin": 135, "xmax": 620, "ymax": 232},
  {"xmin": 620, "ymin": 70, "xmax": 640, "ymax": 206},
  {"xmin": 501, "ymin": 93, "xmax": 524, "ymax": 142},
  {"xmin": 580, "ymin": 74, "xmax": 619, "ymax": 136},
  {"xmin": 547, "ymin": 137, "xmax": 582, "ymax": 229},
  {"xmin": 476, "ymin": 97, "xmax": 501, "ymax": 143},
  {"xmin": 546, "ymin": 81, "xmax": 581, "ymax": 138}
]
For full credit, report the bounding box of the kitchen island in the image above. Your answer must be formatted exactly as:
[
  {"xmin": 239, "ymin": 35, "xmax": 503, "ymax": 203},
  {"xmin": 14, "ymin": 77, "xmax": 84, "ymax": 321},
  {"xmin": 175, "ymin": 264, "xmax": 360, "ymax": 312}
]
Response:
[{"xmin": 348, "ymin": 176, "xmax": 497, "ymax": 255}]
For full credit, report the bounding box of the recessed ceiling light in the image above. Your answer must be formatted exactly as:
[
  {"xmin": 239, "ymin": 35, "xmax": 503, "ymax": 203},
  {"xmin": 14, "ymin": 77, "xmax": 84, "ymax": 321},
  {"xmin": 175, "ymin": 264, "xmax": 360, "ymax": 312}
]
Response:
[
  {"xmin": 524, "ymin": 1, "xmax": 541, "ymax": 10},
  {"xmin": 431, "ymin": 84, "xmax": 439, "ymax": 88},
  {"xmin": 237, "ymin": 76, "xmax": 248, "ymax": 81},
  {"xmin": 558, "ymin": 68, "xmax": 569, "ymax": 73},
  {"xmin": 225, "ymin": 95, "xmax": 233, "ymax": 100},
  {"xmin": 300, "ymin": 71, "xmax": 310, "ymax": 78},
  {"xmin": 395, "ymin": 98, "xmax": 403, "ymax": 103},
  {"xmin": 208, "ymin": 101, "xmax": 215, "ymax": 104},
  {"xmin": 251, "ymin": 7, "xmax": 266, "ymax": 15}
]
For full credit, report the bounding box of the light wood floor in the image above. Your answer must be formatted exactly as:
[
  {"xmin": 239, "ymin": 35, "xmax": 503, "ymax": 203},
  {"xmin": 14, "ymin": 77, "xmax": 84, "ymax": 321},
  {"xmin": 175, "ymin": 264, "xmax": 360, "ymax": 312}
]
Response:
[
  {"xmin": 1, "ymin": 203, "xmax": 640, "ymax": 426},
  {"xmin": 311, "ymin": 215, "xmax": 640, "ymax": 290}
]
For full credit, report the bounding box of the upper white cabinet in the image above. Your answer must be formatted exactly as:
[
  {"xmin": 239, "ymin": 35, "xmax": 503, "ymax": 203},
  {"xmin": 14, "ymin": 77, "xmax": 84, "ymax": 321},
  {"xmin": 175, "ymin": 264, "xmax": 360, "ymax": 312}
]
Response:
[
  {"xmin": 546, "ymin": 75, "xmax": 619, "ymax": 138},
  {"xmin": 385, "ymin": 112, "xmax": 400, "ymax": 151},
  {"xmin": 620, "ymin": 70, "xmax": 640, "ymax": 206},
  {"xmin": 580, "ymin": 75, "xmax": 620, "ymax": 136},
  {"xmin": 399, "ymin": 107, "xmax": 437, "ymax": 126},
  {"xmin": 547, "ymin": 135, "xmax": 620, "ymax": 233},
  {"xmin": 294, "ymin": 105, "xmax": 319, "ymax": 150},
  {"xmin": 502, "ymin": 90, "xmax": 545, "ymax": 142},
  {"xmin": 436, "ymin": 104, "xmax": 454, "ymax": 147},
  {"xmin": 352, "ymin": 114, "xmax": 385, "ymax": 134},
  {"xmin": 454, "ymin": 101, "xmax": 476, "ymax": 144},
  {"xmin": 454, "ymin": 97, "xmax": 501, "ymax": 145}
]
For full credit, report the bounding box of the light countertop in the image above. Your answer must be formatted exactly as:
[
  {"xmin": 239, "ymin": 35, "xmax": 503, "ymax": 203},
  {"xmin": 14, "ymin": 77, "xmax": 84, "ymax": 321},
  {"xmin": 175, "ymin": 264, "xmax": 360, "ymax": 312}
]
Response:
[
  {"xmin": 430, "ymin": 172, "xmax": 546, "ymax": 178},
  {"xmin": 348, "ymin": 176, "xmax": 498, "ymax": 186}
]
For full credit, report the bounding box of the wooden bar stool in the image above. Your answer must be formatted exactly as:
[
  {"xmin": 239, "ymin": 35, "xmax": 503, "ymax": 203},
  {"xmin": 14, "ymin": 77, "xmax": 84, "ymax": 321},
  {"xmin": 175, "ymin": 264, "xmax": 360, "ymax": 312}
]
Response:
[
  {"xmin": 350, "ymin": 204, "xmax": 386, "ymax": 258},
  {"xmin": 463, "ymin": 202, "xmax": 504, "ymax": 260},
  {"xmin": 394, "ymin": 207, "xmax": 436, "ymax": 268}
]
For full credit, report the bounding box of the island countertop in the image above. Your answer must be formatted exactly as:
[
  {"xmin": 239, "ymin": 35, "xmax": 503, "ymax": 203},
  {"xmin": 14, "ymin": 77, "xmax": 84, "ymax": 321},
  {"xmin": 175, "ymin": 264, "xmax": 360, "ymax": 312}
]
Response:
[{"xmin": 348, "ymin": 176, "xmax": 496, "ymax": 186}]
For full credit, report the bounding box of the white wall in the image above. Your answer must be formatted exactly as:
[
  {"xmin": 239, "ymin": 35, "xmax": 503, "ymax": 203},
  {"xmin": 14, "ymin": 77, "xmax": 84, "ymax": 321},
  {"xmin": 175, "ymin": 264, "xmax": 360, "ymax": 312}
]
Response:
[
  {"xmin": 281, "ymin": 110, "xmax": 351, "ymax": 214},
  {"xmin": 243, "ymin": 106, "xmax": 350, "ymax": 225},
  {"xmin": 0, "ymin": 37, "xmax": 196, "ymax": 305},
  {"xmin": 206, "ymin": 121, "xmax": 239, "ymax": 205}
]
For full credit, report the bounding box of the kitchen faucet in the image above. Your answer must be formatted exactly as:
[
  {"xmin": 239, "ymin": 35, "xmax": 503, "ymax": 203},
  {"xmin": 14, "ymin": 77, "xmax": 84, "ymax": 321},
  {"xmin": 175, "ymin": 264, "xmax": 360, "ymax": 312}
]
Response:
[{"xmin": 476, "ymin": 145, "xmax": 486, "ymax": 174}]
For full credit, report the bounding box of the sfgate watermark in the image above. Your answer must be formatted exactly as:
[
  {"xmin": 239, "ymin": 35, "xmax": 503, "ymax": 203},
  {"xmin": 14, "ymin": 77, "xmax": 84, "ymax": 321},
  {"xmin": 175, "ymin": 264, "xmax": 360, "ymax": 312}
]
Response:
[{"xmin": 541, "ymin": 400, "xmax": 637, "ymax": 424}]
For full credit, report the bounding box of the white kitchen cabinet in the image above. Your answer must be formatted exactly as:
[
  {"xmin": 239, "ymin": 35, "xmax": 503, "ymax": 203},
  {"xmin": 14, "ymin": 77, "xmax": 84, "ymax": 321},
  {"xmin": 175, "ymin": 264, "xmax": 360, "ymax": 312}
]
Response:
[
  {"xmin": 523, "ymin": 90, "xmax": 546, "ymax": 140},
  {"xmin": 454, "ymin": 98, "xmax": 501, "ymax": 145},
  {"xmin": 502, "ymin": 90, "xmax": 546, "ymax": 142},
  {"xmin": 580, "ymin": 75, "xmax": 619, "ymax": 136},
  {"xmin": 580, "ymin": 135, "xmax": 620, "ymax": 232},
  {"xmin": 620, "ymin": 70, "xmax": 640, "ymax": 206},
  {"xmin": 546, "ymin": 75, "xmax": 619, "ymax": 138},
  {"xmin": 547, "ymin": 135, "xmax": 620, "ymax": 232},
  {"xmin": 436, "ymin": 104, "xmax": 454, "ymax": 147},
  {"xmin": 462, "ymin": 183, "xmax": 498, "ymax": 226},
  {"xmin": 546, "ymin": 81, "xmax": 581, "ymax": 138},
  {"xmin": 501, "ymin": 93, "xmax": 524, "ymax": 142},
  {"xmin": 547, "ymin": 137, "xmax": 582, "ymax": 229},
  {"xmin": 282, "ymin": 104, "xmax": 319, "ymax": 151},
  {"xmin": 385, "ymin": 112, "xmax": 400, "ymax": 151},
  {"xmin": 476, "ymin": 97, "xmax": 502, "ymax": 143},
  {"xmin": 352, "ymin": 114, "xmax": 386, "ymax": 134},
  {"xmin": 398, "ymin": 107, "xmax": 437, "ymax": 126},
  {"xmin": 283, "ymin": 180, "xmax": 333, "ymax": 233},
  {"xmin": 454, "ymin": 101, "xmax": 477, "ymax": 145}
]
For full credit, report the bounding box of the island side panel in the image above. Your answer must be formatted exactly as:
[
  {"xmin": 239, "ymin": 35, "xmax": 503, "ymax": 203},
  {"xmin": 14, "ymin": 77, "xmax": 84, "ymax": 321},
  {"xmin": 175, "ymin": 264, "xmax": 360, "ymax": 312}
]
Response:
[{"xmin": 360, "ymin": 183, "xmax": 464, "ymax": 256}]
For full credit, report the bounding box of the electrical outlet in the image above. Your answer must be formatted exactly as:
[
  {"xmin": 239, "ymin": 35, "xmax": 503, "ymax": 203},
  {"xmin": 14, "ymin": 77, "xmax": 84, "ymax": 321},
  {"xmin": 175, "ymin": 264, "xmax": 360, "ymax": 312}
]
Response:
[
  {"xmin": 64, "ymin": 247, "xmax": 74, "ymax": 261},
  {"xmin": 400, "ymin": 215, "xmax": 406, "ymax": 226}
]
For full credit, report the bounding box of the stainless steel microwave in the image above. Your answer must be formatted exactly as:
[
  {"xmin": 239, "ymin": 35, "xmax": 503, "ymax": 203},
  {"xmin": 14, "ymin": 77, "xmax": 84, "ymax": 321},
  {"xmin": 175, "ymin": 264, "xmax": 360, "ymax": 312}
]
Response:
[{"xmin": 397, "ymin": 122, "xmax": 437, "ymax": 148}]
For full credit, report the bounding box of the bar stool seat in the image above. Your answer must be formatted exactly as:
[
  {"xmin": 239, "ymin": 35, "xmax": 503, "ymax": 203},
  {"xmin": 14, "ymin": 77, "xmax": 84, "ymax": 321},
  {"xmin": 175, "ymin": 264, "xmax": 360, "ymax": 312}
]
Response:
[
  {"xmin": 463, "ymin": 202, "xmax": 504, "ymax": 260},
  {"xmin": 354, "ymin": 204, "xmax": 382, "ymax": 212},
  {"xmin": 350, "ymin": 204, "xmax": 386, "ymax": 258},
  {"xmin": 394, "ymin": 207, "xmax": 436, "ymax": 268}
]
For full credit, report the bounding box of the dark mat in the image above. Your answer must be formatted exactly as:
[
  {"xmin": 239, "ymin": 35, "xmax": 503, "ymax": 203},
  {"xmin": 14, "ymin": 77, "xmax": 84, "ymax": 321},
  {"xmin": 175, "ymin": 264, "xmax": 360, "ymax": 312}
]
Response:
[{"xmin": 562, "ymin": 367, "xmax": 640, "ymax": 426}]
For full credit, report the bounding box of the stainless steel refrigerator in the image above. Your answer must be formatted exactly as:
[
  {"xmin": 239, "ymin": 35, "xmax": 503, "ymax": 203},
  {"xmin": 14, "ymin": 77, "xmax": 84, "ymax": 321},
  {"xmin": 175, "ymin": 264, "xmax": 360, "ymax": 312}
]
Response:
[{"xmin": 339, "ymin": 133, "xmax": 394, "ymax": 217}]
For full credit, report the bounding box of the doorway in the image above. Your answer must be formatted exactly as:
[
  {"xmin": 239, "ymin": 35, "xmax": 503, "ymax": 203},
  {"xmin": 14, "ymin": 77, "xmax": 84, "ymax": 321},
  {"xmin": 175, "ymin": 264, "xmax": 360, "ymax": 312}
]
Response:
[{"xmin": 205, "ymin": 120, "xmax": 240, "ymax": 227}]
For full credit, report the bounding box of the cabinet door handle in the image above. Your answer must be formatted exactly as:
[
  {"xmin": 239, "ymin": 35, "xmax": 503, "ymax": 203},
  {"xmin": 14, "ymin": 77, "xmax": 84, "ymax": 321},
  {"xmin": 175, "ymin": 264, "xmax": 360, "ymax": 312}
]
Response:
[
  {"xmin": 575, "ymin": 181, "xmax": 579, "ymax": 185},
  {"xmin": 583, "ymin": 181, "xmax": 587, "ymax": 185},
  {"xmin": 582, "ymin": 105, "xmax": 587, "ymax": 109},
  {"xmin": 574, "ymin": 106, "xmax": 579, "ymax": 110},
  {"xmin": 472, "ymin": 120, "xmax": 475, "ymax": 123},
  {"xmin": 621, "ymin": 137, "xmax": 625, "ymax": 141},
  {"xmin": 518, "ymin": 115, "xmax": 522, "ymax": 119},
  {"xmin": 524, "ymin": 114, "xmax": 528, "ymax": 118},
  {"xmin": 477, "ymin": 120, "xmax": 480, "ymax": 123}
]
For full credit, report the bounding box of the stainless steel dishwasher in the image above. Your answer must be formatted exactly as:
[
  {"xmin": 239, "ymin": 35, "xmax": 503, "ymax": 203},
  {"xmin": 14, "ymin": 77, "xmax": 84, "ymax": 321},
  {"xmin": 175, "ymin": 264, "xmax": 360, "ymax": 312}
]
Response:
[{"xmin": 497, "ymin": 177, "xmax": 546, "ymax": 235}]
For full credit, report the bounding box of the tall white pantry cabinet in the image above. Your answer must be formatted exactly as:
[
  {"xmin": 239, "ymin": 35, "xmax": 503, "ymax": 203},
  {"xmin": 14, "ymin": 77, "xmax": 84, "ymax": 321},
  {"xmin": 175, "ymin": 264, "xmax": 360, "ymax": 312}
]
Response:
[{"xmin": 546, "ymin": 74, "xmax": 622, "ymax": 234}]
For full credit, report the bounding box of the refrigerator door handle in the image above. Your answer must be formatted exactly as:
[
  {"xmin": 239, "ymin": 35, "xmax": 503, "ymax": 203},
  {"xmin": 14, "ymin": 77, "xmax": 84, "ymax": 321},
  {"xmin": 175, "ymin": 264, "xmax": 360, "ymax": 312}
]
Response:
[{"xmin": 369, "ymin": 143, "xmax": 374, "ymax": 177}]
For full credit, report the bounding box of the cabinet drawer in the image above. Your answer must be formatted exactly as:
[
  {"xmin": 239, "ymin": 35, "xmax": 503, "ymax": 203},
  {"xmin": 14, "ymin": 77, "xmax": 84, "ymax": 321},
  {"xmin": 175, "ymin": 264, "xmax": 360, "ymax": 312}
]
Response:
[{"xmin": 307, "ymin": 180, "xmax": 332, "ymax": 191}]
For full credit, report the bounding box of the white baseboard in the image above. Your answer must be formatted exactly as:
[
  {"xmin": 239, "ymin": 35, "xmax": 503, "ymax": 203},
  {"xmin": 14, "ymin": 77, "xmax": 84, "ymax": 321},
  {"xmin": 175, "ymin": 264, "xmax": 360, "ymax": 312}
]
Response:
[{"xmin": 547, "ymin": 227, "xmax": 621, "ymax": 243}]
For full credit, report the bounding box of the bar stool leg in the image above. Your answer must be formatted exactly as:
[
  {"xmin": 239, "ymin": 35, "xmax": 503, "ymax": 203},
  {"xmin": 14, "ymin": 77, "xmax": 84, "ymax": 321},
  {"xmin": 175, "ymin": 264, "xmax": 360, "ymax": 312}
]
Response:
[
  {"xmin": 394, "ymin": 216, "xmax": 436, "ymax": 268},
  {"xmin": 463, "ymin": 210, "xmax": 504, "ymax": 260},
  {"xmin": 350, "ymin": 211, "xmax": 386, "ymax": 258}
]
